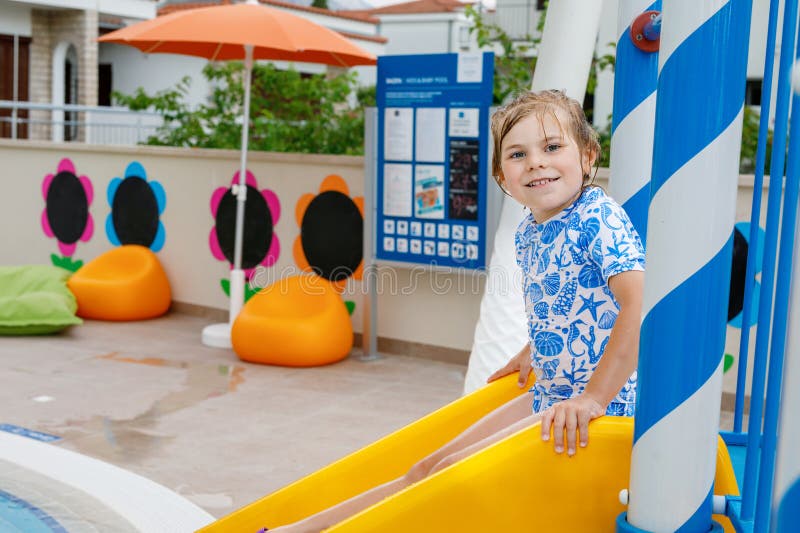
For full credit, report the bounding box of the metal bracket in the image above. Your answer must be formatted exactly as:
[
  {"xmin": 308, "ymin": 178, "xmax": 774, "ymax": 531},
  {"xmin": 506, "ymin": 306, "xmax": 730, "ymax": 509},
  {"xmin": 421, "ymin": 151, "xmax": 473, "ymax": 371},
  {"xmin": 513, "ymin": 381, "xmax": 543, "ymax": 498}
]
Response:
[{"xmin": 630, "ymin": 11, "xmax": 661, "ymax": 53}]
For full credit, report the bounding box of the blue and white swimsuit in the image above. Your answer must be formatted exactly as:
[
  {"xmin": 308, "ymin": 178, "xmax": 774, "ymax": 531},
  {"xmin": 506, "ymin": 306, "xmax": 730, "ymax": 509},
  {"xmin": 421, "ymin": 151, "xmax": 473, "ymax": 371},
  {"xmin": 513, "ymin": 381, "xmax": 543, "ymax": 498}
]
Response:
[{"xmin": 515, "ymin": 187, "xmax": 645, "ymax": 416}]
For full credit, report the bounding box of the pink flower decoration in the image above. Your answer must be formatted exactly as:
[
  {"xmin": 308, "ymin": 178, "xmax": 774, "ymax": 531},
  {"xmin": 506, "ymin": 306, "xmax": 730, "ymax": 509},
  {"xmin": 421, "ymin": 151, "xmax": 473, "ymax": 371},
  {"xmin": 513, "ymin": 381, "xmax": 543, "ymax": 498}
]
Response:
[
  {"xmin": 209, "ymin": 170, "xmax": 281, "ymax": 280},
  {"xmin": 42, "ymin": 158, "xmax": 94, "ymax": 257}
]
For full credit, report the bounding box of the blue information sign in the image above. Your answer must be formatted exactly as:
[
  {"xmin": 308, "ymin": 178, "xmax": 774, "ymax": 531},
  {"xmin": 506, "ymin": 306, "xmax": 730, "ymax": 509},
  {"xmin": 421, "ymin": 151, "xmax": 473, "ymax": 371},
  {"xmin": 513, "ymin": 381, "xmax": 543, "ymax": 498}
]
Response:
[{"xmin": 375, "ymin": 52, "xmax": 495, "ymax": 269}]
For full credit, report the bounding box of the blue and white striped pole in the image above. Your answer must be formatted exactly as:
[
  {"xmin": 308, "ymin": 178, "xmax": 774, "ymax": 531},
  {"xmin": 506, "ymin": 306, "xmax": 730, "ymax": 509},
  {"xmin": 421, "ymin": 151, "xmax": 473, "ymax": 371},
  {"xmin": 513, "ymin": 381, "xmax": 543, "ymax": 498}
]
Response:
[
  {"xmin": 617, "ymin": 2, "xmax": 751, "ymax": 531},
  {"xmin": 771, "ymin": 62, "xmax": 800, "ymax": 533},
  {"xmin": 609, "ymin": 0, "xmax": 660, "ymax": 243}
]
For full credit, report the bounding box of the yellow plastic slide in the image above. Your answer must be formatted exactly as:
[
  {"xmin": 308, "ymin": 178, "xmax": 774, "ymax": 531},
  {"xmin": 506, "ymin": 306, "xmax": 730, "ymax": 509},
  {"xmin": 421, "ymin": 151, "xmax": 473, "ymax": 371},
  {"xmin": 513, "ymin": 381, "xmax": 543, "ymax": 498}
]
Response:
[{"xmin": 199, "ymin": 375, "xmax": 739, "ymax": 532}]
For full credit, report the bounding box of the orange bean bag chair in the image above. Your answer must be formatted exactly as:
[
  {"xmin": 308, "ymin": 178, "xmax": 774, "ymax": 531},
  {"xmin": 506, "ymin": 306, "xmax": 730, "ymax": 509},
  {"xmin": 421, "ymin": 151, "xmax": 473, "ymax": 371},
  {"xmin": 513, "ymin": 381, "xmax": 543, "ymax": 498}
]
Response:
[
  {"xmin": 232, "ymin": 275, "xmax": 353, "ymax": 367},
  {"xmin": 67, "ymin": 245, "xmax": 171, "ymax": 321}
]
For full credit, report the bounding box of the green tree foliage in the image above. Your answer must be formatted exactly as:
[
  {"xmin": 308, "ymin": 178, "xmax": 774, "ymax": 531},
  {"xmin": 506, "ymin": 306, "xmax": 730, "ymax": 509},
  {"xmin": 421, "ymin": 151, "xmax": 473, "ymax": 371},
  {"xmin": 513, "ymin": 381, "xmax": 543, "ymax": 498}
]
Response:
[
  {"xmin": 311, "ymin": 0, "xmax": 328, "ymax": 8},
  {"xmin": 739, "ymin": 105, "xmax": 774, "ymax": 175},
  {"xmin": 113, "ymin": 62, "xmax": 370, "ymax": 155}
]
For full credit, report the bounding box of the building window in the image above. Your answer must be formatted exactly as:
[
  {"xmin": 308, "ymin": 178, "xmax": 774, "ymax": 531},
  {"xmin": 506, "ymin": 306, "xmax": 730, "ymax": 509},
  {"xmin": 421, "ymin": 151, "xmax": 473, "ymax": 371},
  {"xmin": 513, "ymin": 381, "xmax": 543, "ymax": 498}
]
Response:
[
  {"xmin": 64, "ymin": 56, "xmax": 78, "ymax": 141},
  {"xmin": 745, "ymin": 79, "xmax": 762, "ymax": 107},
  {"xmin": 0, "ymin": 34, "xmax": 31, "ymax": 139},
  {"xmin": 99, "ymin": 64, "xmax": 112, "ymax": 106}
]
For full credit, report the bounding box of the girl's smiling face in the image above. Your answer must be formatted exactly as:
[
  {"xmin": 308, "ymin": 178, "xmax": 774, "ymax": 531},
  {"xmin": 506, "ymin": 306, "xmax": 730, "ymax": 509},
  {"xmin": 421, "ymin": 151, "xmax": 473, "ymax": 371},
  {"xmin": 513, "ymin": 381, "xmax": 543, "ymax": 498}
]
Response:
[{"xmin": 498, "ymin": 108, "xmax": 595, "ymax": 223}]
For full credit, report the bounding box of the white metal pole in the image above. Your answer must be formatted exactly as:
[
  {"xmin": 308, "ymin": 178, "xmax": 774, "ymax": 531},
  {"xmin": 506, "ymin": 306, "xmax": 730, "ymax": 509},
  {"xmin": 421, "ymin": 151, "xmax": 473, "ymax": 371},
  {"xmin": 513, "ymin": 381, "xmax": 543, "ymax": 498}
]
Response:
[
  {"xmin": 362, "ymin": 107, "xmax": 380, "ymax": 361},
  {"xmin": 229, "ymin": 44, "xmax": 253, "ymax": 325},
  {"xmin": 532, "ymin": 0, "xmax": 603, "ymax": 99},
  {"xmin": 201, "ymin": 44, "xmax": 254, "ymax": 348}
]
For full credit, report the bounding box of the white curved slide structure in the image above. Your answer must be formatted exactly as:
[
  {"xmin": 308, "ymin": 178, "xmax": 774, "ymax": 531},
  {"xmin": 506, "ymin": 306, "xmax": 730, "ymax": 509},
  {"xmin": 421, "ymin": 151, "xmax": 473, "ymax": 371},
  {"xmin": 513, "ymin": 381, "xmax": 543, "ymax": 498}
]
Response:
[{"xmin": 463, "ymin": 0, "xmax": 605, "ymax": 393}]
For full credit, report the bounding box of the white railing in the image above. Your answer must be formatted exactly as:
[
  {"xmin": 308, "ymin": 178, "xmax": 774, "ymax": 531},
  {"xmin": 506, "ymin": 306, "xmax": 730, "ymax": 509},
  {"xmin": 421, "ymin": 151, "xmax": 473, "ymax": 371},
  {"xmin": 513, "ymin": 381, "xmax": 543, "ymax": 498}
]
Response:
[
  {"xmin": 487, "ymin": 0, "xmax": 543, "ymax": 40},
  {"xmin": 0, "ymin": 100, "xmax": 166, "ymax": 146}
]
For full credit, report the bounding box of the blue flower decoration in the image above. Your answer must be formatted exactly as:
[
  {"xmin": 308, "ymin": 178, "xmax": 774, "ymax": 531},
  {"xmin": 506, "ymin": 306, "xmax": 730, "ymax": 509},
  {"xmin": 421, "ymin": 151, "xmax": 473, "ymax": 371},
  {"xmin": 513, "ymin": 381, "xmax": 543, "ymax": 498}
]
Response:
[{"xmin": 105, "ymin": 161, "xmax": 166, "ymax": 252}]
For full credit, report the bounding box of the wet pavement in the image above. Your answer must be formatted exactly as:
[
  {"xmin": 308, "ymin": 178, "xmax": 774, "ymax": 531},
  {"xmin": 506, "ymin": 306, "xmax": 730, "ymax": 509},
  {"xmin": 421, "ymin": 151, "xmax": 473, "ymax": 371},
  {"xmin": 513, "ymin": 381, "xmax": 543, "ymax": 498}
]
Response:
[{"xmin": 0, "ymin": 313, "xmax": 466, "ymax": 518}]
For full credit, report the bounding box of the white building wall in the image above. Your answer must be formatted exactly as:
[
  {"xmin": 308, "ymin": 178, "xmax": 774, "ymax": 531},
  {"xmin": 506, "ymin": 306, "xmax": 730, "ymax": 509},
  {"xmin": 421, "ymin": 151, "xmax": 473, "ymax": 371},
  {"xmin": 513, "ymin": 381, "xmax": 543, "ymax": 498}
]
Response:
[
  {"xmin": 99, "ymin": 44, "xmax": 211, "ymax": 106},
  {"xmin": 381, "ymin": 20, "xmax": 451, "ymax": 54},
  {"xmin": 6, "ymin": 0, "xmax": 154, "ymax": 19},
  {"xmin": 96, "ymin": 0, "xmax": 155, "ymax": 19},
  {"xmin": 353, "ymin": 63, "xmax": 377, "ymax": 86},
  {"xmin": 377, "ymin": 14, "xmax": 478, "ymax": 55},
  {"xmin": 269, "ymin": 5, "xmax": 378, "ymax": 36},
  {"xmin": 0, "ymin": 1, "xmax": 32, "ymax": 35},
  {"xmin": 488, "ymin": 0, "xmax": 542, "ymax": 40}
]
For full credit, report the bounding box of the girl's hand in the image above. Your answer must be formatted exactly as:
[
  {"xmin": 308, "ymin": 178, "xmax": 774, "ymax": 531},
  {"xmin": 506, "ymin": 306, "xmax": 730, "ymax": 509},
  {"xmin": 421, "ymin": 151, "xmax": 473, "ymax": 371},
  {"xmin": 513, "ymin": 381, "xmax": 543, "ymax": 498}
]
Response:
[
  {"xmin": 540, "ymin": 395, "xmax": 605, "ymax": 456},
  {"xmin": 487, "ymin": 345, "xmax": 532, "ymax": 388}
]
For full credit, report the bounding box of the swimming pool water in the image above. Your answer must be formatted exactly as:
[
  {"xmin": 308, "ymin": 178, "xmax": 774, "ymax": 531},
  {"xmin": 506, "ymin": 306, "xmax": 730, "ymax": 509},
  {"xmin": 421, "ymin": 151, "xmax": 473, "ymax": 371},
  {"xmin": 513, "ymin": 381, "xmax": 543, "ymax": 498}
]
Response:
[
  {"xmin": 0, "ymin": 488, "xmax": 68, "ymax": 533},
  {"xmin": 0, "ymin": 457, "xmax": 138, "ymax": 533},
  {"xmin": 0, "ymin": 431, "xmax": 212, "ymax": 532}
]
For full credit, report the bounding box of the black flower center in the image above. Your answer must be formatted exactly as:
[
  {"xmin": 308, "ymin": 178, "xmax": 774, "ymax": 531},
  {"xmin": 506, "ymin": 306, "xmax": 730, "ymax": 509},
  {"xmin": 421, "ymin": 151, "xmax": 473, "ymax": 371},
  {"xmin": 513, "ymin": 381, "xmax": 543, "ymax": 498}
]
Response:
[
  {"xmin": 728, "ymin": 227, "xmax": 748, "ymax": 322},
  {"xmin": 112, "ymin": 176, "xmax": 159, "ymax": 247},
  {"xmin": 215, "ymin": 185, "xmax": 273, "ymax": 270},
  {"xmin": 301, "ymin": 191, "xmax": 363, "ymax": 281},
  {"xmin": 46, "ymin": 171, "xmax": 88, "ymax": 245}
]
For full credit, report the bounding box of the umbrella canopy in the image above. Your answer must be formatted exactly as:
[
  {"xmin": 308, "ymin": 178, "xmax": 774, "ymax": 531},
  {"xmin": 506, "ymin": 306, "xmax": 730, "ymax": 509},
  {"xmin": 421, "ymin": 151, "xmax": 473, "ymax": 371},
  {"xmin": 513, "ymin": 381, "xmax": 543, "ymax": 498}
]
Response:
[{"xmin": 99, "ymin": 1, "xmax": 376, "ymax": 67}]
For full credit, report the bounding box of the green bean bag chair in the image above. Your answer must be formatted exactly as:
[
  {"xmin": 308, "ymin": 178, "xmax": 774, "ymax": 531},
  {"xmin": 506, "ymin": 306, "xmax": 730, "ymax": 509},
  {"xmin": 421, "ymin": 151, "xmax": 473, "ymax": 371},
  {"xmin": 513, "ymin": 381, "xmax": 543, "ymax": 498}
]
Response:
[{"xmin": 0, "ymin": 265, "xmax": 82, "ymax": 335}]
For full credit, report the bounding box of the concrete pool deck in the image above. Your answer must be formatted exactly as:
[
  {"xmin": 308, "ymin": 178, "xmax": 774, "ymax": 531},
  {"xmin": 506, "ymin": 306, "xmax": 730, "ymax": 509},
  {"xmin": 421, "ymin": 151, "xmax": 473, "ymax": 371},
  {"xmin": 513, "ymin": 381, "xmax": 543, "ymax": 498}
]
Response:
[{"xmin": 0, "ymin": 312, "xmax": 466, "ymax": 522}]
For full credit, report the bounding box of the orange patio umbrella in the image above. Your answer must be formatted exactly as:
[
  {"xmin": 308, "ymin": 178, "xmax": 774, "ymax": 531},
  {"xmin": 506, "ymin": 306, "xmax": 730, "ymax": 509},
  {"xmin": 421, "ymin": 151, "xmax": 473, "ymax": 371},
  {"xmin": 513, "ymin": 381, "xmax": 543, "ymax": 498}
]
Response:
[{"xmin": 99, "ymin": 0, "xmax": 376, "ymax": 348}]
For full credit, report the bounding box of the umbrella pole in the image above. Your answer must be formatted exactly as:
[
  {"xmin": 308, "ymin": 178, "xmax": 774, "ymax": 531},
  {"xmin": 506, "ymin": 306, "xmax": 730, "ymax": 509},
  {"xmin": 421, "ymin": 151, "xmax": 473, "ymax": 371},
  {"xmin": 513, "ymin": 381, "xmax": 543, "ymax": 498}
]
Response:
[
  {"xmin": 202, "ymin": 44, "xmax": 254, "ymax": 348},
  {"xmin": 229, "ymin": 44, "xmax": 254, "ymax": 324}
]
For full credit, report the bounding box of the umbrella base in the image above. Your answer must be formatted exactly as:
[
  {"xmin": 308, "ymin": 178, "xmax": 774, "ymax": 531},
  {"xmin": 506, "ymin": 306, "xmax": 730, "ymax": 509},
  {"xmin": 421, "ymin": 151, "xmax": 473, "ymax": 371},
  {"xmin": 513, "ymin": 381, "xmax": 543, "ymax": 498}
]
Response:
[{"xmin": 202, "ymin": 322, "xmax": 232, "ymax": 348}]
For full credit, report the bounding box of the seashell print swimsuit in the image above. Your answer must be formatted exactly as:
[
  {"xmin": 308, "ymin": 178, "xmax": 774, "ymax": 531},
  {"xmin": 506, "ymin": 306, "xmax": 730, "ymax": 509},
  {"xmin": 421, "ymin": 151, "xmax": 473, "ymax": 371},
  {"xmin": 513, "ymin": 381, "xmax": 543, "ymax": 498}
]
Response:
[{"xmin": 515, "ymin": 187, "xmax": 645, "ymax": 416}]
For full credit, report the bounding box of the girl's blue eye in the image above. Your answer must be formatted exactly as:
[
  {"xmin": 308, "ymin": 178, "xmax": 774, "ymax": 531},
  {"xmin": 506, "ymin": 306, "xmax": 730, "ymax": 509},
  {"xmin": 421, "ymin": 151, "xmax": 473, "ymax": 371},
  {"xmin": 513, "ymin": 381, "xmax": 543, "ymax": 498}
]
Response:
[
  {"xmin": 509, "ymin": 151, "xmax": 525, "ymax": 159},
  {"xmin": 545, "ymin": 144, "xmax": 561, "ymax": 152}
]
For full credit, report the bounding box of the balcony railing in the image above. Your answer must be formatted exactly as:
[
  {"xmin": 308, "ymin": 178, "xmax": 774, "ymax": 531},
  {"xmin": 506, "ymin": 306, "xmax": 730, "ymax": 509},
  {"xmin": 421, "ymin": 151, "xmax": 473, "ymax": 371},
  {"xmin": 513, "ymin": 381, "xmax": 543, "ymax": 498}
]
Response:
[
  {"xmin": 0, "ymin": 100, "xmax": 165, "ymax": 146},
  {"xmin": 486, "ymin": 0, "xmax": 543, "ymax": 41}
]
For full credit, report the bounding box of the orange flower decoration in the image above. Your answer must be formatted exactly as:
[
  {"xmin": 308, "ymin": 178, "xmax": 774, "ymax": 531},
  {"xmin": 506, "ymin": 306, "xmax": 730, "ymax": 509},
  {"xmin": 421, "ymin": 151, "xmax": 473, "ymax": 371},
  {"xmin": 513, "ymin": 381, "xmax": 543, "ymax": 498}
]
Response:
[{"xmin": 294, "ymin": 175, "xmax": 364, "ymax": 291}]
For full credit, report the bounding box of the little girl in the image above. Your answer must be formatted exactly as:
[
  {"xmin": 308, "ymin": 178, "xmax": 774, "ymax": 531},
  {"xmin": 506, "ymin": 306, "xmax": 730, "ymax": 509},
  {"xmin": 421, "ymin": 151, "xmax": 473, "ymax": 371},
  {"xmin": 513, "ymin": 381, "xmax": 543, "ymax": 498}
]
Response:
[{"xmin": 270, "ymin": 90, "xmax": 645, "ymax": 532}]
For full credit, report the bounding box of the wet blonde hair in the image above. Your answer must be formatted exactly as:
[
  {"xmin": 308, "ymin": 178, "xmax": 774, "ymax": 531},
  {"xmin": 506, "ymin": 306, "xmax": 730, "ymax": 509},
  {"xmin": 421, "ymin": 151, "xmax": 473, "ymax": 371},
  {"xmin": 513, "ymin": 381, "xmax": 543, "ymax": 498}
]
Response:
[{"xmin": 490, "ymin": 89, "xmax": 600, "ymax": 193}]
